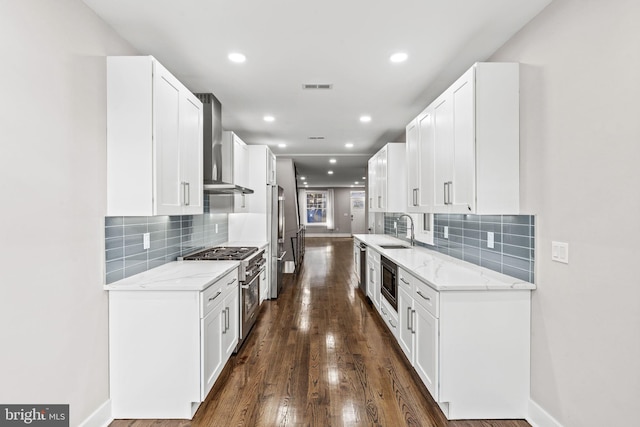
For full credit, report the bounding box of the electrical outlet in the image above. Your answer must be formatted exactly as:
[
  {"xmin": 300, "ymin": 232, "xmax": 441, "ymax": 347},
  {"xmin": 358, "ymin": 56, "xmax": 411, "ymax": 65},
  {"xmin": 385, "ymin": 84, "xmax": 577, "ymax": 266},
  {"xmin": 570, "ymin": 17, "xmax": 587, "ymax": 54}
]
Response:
[
  {"xmin": 444, "ymin": 226, "xmax": 449, "ymax": 239},
  {"xmin": 215, "ymin": 224, "xmax": 219, "ymax": 234},
  {"xmin": 487, "ymin": 232, "xmax": 494, "ymax": 249},
  {"xmin": 394, "ymin": 221, "xmax": 397, "ymax": 230},
  {"xmin": 552, "ymin": 241, "xmax": 569, "ymax": 264},
  {"xmin": 143, "ymin": 233, "xmax": 150, "ymax": 250}
]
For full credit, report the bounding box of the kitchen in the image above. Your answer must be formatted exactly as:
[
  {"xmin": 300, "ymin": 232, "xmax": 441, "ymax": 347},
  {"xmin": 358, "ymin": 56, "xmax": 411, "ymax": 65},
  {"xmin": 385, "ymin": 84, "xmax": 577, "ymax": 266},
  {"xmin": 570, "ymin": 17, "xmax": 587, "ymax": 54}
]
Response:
[{"xmin": 0, "ymin": 1, "xmax": 639, "ymax": 427}]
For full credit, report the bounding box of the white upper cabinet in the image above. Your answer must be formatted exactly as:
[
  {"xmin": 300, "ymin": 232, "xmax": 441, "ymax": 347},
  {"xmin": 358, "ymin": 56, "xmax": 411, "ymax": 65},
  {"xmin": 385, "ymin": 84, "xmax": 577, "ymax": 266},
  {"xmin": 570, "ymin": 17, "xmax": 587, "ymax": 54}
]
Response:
[
  {"xmin": 406, "ymin": 62, "xmax": 519, "ymax": 215},
  {"xmin": 107, "ymin": 56, "xmax": 203, "ymax": 216},
  {"xmin": 368, "ymin": 143, "xmax": 407, "ymax": 213},
  {"xmin": 226, "ymin": 132, "xmax": 250, "ymax": 213}
]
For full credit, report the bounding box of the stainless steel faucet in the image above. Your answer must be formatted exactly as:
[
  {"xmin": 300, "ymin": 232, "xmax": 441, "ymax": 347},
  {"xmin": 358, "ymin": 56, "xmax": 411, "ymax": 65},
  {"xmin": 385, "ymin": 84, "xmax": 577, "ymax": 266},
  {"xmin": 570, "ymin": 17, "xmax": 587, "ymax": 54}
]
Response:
[{"xmin": 397, "ymin": 214, "xmax": 415, "ymax": 246}]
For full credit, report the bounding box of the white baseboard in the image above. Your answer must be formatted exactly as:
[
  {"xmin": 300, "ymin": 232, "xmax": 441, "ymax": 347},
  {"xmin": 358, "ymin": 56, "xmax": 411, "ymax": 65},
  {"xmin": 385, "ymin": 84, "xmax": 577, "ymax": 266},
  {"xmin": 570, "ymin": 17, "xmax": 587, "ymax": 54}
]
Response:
[
  {"xmin": 305, "ymin": 233, "xmax": 352, "ymax": 237},
  {"xmin": 79, "ymin": 399, "xmax": 112, "ymax": 427},
  {"xmin": 527, "ymin": 399, "xmax": 564, "ymax": 427}
]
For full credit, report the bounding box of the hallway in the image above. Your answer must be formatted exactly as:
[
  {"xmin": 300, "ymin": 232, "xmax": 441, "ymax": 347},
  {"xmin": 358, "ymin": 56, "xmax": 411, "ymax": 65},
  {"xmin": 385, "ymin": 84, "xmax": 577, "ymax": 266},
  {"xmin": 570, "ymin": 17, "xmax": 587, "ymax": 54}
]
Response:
[{"xmin": 112, "ymin": 237, "xmax": 530, "ymax": 427}]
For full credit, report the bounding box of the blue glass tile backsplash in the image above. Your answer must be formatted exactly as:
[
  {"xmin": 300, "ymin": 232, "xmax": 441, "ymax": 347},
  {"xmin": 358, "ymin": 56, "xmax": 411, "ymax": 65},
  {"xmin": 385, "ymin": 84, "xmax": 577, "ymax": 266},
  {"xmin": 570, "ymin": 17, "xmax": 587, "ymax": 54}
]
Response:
[
  {"xmin": 384, "ymin": 213, "xmax": 535, "ymax": 283},
  {"xmin": 104, "ymin": 211, "xmax": 229, "ymax": 284}
]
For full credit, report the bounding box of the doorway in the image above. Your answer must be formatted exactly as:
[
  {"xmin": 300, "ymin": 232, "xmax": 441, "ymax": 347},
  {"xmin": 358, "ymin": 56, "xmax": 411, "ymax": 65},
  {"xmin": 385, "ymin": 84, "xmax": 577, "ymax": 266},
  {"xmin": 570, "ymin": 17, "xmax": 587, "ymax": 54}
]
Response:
[{"xmin": 350, "ymin": 191, "xmax": 366, "ymax": 235}]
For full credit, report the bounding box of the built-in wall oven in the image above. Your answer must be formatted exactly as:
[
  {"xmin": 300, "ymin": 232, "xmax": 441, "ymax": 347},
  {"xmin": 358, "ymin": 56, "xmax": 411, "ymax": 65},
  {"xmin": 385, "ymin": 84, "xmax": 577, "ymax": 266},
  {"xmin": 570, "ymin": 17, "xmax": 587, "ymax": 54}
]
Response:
[
  {"xmin": 380, "ymin": 255, "xmax": 398, "ymax": 311},
  {"xmin": 180, "ymin": 246, "xmax": 266, "ymax": 352}
]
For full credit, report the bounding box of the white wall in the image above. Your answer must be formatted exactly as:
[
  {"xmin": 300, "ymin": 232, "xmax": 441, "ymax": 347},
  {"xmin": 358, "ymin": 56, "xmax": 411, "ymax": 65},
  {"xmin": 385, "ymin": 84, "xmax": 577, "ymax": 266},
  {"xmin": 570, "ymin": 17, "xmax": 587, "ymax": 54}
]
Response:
[
  {"xmin": 0, "ymin": 1, "xmax": 135, "ymax": 425},
  {"xmin": 490, "ymin": 0, "xmax": 640, "ymax": 425}
]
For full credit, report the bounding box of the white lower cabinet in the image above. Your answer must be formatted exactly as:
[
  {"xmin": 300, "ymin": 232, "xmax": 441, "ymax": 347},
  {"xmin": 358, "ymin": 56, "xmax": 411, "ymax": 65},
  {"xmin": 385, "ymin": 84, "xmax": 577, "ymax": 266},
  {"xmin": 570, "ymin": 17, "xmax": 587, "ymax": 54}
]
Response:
[
  {"xmin": 366, "ymin": 248, "xmax": 381, "ymax": 309},
  {"xmin": 397, "ymin": 278, "xmax": 415, "ymax": 364},
  {"xmin": 109, "ymin": 268, "xmax": 239, "ymax": 419},
  {"xmin": 413, "ymin": 299, "xmax": 439, "ymax": 400},
  {"xmin": 393, "ymin": 267, "xmax": 531, "ymax": 420}
]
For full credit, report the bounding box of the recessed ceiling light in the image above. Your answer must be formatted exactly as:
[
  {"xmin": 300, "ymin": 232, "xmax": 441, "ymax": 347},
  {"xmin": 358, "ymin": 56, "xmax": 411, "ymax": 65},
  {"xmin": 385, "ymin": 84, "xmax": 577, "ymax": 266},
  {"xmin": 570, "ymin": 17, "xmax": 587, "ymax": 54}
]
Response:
[
  {"xmin": 329, "ymin": 159, "xmax": 336, "ymax": 164},
  {"xmin": 355, "ymin": 181, "xmax": 359, "ymax": 185},
  {"xmin": 278, "ymin": 143, "xmax": 286, "ymax": 148},
  {"xmin": 360, "ymin": 115, "xmax": 371, "ymax": 123},
  {"xmin": 390, "ymin": 52, "xmax": 408, "ymax": 63},
  {"xmin": 362, "ymin": 176, "xmax": 366, "ymax": 180},
  {"xmin": 328, "ymin": 171, "xmax": 334, "ymax": 175},
  {"xmin": 351, "ymin": 185, "xmax": 354, "ymax": 188},
  {"xmin": 228, "ymin": 52, "xmax": 246, "ymax": 63},
  {"xmin": 345, "ymin": 143, "xmax": 354, "ymax": 148},
  {"xmin": 300, "ymin": 176, "xmax": 306, "ymax": 180},
  {"xmin": 263, "ymin": 115, "xmax": 275, "ymax": 122}
]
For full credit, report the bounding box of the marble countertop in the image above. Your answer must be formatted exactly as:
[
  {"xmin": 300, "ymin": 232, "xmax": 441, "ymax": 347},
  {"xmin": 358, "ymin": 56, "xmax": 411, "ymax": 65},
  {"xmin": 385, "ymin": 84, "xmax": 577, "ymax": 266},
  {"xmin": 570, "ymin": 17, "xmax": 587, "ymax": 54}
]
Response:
[
  {"xmin": 353, "ymin": 234, "xmax": 535, "ymax": 292},
  {"xmin": 104, "ymin": 261, "xmax": 239, "ymax": 291}
]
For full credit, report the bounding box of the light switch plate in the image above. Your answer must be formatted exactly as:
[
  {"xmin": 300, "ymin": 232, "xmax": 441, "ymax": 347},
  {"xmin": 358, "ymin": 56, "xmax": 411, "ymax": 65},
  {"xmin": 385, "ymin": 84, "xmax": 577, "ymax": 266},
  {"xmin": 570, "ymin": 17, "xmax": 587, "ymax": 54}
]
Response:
[
  {"xmin": 143, "ymin": 233, "xmax": 150, "ymax": 250},
  {"xmin": 444, "ymin": 226, "xmax": 449, "ymax": 239},
  {"xmin": 551, "ymin": 241, "xmax": 569, "ymax": 264},
  {"xmin": 487, "ymin": 232, "xmax": 495, "ymax": 249}
]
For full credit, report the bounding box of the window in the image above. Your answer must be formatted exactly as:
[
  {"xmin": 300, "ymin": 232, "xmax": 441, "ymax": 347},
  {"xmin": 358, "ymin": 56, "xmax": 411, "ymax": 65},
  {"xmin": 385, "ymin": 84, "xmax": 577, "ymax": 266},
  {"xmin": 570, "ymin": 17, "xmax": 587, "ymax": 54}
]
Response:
[
  {"xmin": 306, "ymin": 191, "xmax": 327, "ymax": 224},
  {"xmin": 298, "ymin": 188, "xmax": 334, "ymax": 229}
]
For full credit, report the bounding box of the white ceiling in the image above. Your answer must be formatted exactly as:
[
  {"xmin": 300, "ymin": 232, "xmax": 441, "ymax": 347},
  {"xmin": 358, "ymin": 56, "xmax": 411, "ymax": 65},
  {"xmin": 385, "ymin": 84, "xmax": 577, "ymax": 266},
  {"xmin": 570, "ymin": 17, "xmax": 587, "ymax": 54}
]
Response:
[{"xmin": 83, "ymin": 0, "xmax": 552, "ymax": 187}]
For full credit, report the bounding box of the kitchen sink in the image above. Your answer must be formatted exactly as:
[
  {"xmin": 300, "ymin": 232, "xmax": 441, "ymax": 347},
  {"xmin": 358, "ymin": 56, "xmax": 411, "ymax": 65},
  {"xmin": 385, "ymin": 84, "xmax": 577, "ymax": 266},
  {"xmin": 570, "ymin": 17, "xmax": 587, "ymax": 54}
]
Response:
[{"xmin": 378, "ymin": 244, "xmax": 411, "ymax": 249}]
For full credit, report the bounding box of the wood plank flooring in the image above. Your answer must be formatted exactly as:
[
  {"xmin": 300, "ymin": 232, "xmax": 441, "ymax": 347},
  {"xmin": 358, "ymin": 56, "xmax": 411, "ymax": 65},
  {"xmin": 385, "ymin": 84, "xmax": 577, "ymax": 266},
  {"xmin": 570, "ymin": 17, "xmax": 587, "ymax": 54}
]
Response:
[{"xmin": 110, "ymin": 237, "xmax": 531, "ymax": 427}]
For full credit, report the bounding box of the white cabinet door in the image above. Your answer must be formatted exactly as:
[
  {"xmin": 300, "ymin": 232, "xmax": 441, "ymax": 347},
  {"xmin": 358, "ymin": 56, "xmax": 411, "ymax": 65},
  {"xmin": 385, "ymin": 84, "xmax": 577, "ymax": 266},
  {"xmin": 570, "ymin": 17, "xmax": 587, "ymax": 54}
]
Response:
[
  {"xmin": 406, "ymin": 118, "xmax": 419, "ymax": 211},
  {"xmin": 222, "ymin": 287, "xmax": 239, "ymax": 359},
  {"xmin": 414, "ymin": 302, "xmax": 439, "ymax": 400},
  {"xmin": 353, "ymin": 242, "xmax": 361, "ymax": 283},
  {"xmin": 233, "ymin": 136, "xmax": 250, "ymax": 212},
  {"xmin": 397, "ymin": 284, "xmax": 415, "ymax": 364},
  {"xmin": 417, "ymin": 108, "xmax": 436, "ymax": 211},
  {"xmin": 201, "ymin": 303, "xmax": 224, "ymax": 400},
  {"xmin": 367, "ymin": 155, "xmax": 377, "ymax": 212},
  {"xmin": 267, "ymin": 150, "xmax": 277, "ymax": 185},
  {"xmin": 179, "ymin": 93, "xmax": 204, "ymax": 214},
  {"xmin": 376, "ymin": 146, "xmax": 388, "ymax": 211},
  {"xmin": 449, "ymin": 67, "xmax": 475, "ymax": 213},
  {"xmin": 432, "ymin": 92, "xmax": 454, "ymax": 211},
  {"xmin": 153, "ymin": 62, "xmax": 182, "ymax": 215}
]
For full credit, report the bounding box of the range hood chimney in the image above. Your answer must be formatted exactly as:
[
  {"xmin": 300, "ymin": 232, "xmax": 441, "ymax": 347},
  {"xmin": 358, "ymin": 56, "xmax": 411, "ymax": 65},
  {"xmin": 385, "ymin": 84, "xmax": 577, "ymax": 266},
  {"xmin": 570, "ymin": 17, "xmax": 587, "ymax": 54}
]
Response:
[{"xmin": 195, "ymin": 93, "xmax": 254, "ymax": 195}]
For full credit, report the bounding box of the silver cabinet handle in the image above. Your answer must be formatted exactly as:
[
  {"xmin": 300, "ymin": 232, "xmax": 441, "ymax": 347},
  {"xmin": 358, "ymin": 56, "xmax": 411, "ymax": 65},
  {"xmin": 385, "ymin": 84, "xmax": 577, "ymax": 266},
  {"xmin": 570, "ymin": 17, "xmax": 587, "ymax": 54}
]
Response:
[
  {"xmin": 225, "ymin": 307, "xmax": 230, "ymax": 332},
  {"xmin": 378, "ymin": 195, "xmax": 382, "ymax": 208},
  {"xmin": 411, "ymin": 310, "xmax": 416, "ymax": 333},
  {"xmin": 389, "ymin": 319, "xmax": 396, "ymax": 328},
  {"xmin": 407, "ymin": 306, "xmax": 412, "ymax": 330},
  {"xmin": 448, "ymin": 181, "xmax": 452, "ymax": 205},
  {"xmin": 381, "ymin": 306, "xmax": 387, "ymax": 316},
  {"xmin": 241, "ymin": 193, "xmax": 246, "ymax": 208},
  {"xmin": 416, "ymin": 290, "xmax": 431, "ymax": 302},
  {"xmin": 227, "ymin": 278, "xmax": 237, "ymax": 287},
  {"xmin": 400, "ymin": 277, "xmax": 410, "ymax": 285},
  {"xmin": 241, "ymin": 284, "xmax": 250, "ymax": 290},
  {"xmin": 185, "ymin": 182, "xmax": 190, "ymax": 206},
  {"xmin": 208, "ymin": 291, "xmax": 222, "ymax": 302},
  {"xmin": 369, "ymin": 198, "xmax": 372, "ymax": 209}
]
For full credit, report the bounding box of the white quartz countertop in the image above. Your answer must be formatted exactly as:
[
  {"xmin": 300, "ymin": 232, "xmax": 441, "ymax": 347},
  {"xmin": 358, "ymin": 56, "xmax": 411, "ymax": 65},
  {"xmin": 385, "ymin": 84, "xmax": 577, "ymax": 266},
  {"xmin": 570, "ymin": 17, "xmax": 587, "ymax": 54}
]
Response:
[
  {"xmin": 104, "ymin": 260, "xmax": 239, "ymax": 291},
  {"xmin": 353, "ymin": 234, "xmax": 535, "ymax": 292}
]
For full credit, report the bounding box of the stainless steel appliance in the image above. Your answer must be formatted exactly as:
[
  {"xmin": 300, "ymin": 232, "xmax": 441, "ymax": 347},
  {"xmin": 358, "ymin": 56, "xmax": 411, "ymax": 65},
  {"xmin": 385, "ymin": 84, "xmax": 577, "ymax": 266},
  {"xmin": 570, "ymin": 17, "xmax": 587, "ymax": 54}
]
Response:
[
  {"xmin": 381, "ymin": 255, "xmax": 398, "ymax": 311},
  {"xmin": 359, "ymin": 242, "xmax": 367, "ymax": 297},
  {"xmin": 270, "ymin": 185, "xmax": 286, "ymax": 298},
  {"xmin": 195, "ymin": 93, "xmax": 254, "ymax": 195},
  {"xmin": 180, "ymin": 246, "xmax": 266, "ymax": 351}
]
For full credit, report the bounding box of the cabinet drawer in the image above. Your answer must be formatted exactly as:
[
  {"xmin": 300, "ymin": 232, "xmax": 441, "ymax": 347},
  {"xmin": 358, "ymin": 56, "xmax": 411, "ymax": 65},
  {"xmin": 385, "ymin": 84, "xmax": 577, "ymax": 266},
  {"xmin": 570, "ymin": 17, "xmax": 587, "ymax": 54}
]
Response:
[
  {"xmin": 381, "ymin": 298, "xmax": 399, "ymax": 339},
  {"xmin": 414, "ymin": 278, "xmax": 439, "ymax": 318},
  {"xmin": 202, "ymin": 269, "xmax": 239, "ymax": 318},
  {"xmin": 400, "ymin": 267, "xmax": 439, "ymax": 318}
]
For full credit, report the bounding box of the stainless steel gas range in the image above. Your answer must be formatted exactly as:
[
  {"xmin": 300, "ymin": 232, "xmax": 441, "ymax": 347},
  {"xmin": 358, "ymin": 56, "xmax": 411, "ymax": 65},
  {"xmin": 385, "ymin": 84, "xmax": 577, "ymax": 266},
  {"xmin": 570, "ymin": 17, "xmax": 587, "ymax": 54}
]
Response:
[{"xmin": 180, "ymin": 246, "xmax": 266, "ymax": 352}]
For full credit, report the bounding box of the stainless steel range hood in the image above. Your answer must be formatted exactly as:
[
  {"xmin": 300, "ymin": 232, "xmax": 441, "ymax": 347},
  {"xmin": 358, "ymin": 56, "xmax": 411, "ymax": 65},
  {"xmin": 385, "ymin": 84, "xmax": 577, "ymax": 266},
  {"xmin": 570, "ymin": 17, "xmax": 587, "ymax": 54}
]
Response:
[{"xmin": 195, "ymin": 93, "xmax": 254, "ymax": 195}]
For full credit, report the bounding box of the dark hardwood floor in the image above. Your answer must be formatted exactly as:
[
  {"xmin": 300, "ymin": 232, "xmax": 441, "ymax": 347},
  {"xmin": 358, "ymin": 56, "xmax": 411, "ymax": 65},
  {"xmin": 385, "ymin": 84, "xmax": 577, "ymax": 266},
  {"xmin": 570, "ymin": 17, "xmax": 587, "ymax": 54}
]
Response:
[{"xmin": 111, "ymin": 237, "xmax": 530, "ymax": 427}]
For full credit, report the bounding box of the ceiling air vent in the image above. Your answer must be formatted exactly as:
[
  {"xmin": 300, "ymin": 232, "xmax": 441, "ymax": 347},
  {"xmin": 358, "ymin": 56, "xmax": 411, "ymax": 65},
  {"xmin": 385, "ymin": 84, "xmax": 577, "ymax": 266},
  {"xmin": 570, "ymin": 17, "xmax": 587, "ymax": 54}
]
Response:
[
  {"xmin": 308, "ymin": 136, "xmax": 325, "ymax": 140},
  {"xmin": 302, "ymin": 84, "xmax": 333, "ymax": 90}
]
